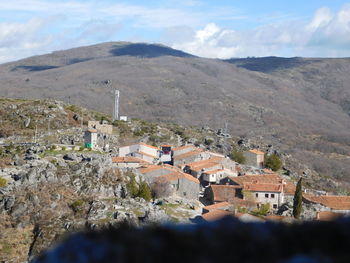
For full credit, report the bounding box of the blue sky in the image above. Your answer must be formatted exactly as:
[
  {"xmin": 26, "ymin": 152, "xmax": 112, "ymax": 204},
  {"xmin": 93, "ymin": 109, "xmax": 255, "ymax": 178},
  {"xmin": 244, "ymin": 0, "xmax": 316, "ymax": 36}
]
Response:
[{"xmin": 1, "ymin": 0, "xmax": 350, "ymax": 63}]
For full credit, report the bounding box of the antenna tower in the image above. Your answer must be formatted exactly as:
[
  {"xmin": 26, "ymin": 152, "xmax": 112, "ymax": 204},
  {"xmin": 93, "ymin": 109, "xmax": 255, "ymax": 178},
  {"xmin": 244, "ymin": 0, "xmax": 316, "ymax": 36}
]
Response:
[{"xmin": 113, "ymin": 90, "xmax": 120, "ymax": 122}]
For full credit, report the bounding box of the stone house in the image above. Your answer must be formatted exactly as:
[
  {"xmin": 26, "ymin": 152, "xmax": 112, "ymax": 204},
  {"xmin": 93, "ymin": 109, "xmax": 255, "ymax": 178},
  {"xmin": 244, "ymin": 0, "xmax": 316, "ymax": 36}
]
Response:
[
  {"xmin": 138, "ymin": 164, "xmax": 200, "ymax": 199},
  {"xmin": 158, "ymin": 171, "xmax": 200, "ymax": 199},
  {"xmin": 88, "ymin": 121, "xmax": 113, "ymax": 135},
  {"xmin": 244, "ymin": 149, "xmax": 265, "ymax": 168},
  {"xmin": 119, "ymin": 142, "xmax": 160, "ymax": 164}
]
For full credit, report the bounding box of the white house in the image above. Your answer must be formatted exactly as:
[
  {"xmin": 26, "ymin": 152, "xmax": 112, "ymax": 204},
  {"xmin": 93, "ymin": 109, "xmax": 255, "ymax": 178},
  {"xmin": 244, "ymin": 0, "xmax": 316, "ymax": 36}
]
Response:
[
  {"xmin": 119, "ymin": 142, "xmax": 160, "ymax": 164},
  {"xmin": 84, "ymin": 129, "xmax": 98, "ymax": 149}
]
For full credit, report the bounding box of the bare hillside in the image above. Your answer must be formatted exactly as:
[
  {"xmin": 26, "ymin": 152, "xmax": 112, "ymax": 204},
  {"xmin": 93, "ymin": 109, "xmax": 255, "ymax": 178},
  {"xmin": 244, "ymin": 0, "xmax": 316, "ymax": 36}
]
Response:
[{"xmin": 0, "ymin": 42, "xmax": 350, "ymax": 185}]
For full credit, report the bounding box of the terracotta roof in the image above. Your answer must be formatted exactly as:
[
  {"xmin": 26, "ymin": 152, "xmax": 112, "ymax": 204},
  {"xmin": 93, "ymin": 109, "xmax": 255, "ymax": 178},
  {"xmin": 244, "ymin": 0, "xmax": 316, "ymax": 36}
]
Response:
[
  {"xmin": 203, "ymin": 202, "xmax": 231, "ymax": 212},
  {"xmin": 243, "ymin": 182, "xmax": 283, "ymax": 193},
  {"xmin": 139, "ymin": 165, "xmax": 163, "ymax": 174},
  {"xmin": 316, "ymin": 211, "xmax": 345, "ymax": 221},
  {"xmin": 138, "ymin": 151, "xmax": 158, "ymax": 158},
  {"xmin": 112, "ymin": 157, "xmax": 147, "ymax": 164},
  {"xmin": 229, "ymin": 174, "xmax": 283, "ymax": 185},
  {"xmin": 201, "ymin": 210, "xmax": 234, "ymax": 222},
  {"xmin": 172, "ymin": 149, "xmax": 204, "ymax": 160},
  {"xmin": 303, "ymin": 194, "xmax": 350, "ymax": 210},
  {"xmin": 284, "ymin": 181, "xmax": 296, "ymax": 195},
  {"xmin": 139, "ymin": 164, "xmax": 183, "ymax": 176},
  {"xmin": 210, "ymin": 185, "xmax": 241, "ymax": 202},
  {"xmin": 203, "ymin": 169, "xmax": 225, "ymax": 175},
  {"xmin": 172, "ymin": 144, "xmax": 196, "ymax": 151},
  {"xmin": 139, "ymin": 142, "xmax": 160, "ymax": 150},
  {"xmin": 87, "ymin": 129, "xmax": 97, "ymax": 133},
  {"xmin": 249, "ymin": 149, "xmax": 265, "ymax": 155},
  {"xmin": 159, "ymin": 171, "xmax": 199, "ymax": 184},
  {"xmin": 185, "ymin": 157, "xmax": 223, "ymax": 168}
]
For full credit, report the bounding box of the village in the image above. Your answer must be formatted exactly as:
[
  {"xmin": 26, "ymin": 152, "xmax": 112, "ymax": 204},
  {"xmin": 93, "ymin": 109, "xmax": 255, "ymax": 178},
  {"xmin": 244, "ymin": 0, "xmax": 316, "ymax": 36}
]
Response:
[{"xmin": 84, "ymin": 119, "xmax": 350, "ymax": 222}]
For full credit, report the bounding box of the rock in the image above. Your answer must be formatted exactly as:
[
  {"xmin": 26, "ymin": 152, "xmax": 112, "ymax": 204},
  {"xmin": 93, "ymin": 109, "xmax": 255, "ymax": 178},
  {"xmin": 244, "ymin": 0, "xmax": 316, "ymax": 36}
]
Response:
[
  {"xmin": 10, "ymin": 202, "xmax": 28, "ymax": 217},
  {"xmin": 63, "ymin": 153, "xmax": 76, "ymax": 161},
  {"xmin": 73, "ymin": 114, "xmax": 80, "ymax": 121},
  {"xmin": 4, "ymin": 196, "xmax": 15, "ymax": 210},
  {"xmin": 87, "ymin": 201, "xmax": 108, "ymax": 221}
]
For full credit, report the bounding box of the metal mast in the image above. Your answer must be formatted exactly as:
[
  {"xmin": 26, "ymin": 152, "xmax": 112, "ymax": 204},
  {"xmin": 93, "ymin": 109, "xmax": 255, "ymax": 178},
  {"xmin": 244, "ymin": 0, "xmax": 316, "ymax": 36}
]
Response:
[{"xmin": 113, "ymin": 90, "xmax": 120, "ymax": 122}]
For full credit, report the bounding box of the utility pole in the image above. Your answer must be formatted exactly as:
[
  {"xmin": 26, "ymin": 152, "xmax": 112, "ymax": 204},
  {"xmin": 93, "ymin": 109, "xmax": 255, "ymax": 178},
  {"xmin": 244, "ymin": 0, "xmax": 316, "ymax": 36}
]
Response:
[
  {"xmin": 34, "ymin": 124, "xmax": 38, "ymax": 144},
  {"xmin": 48, "ymin": 118, "xmax": 51, "ymax": 136},
  {"xmin": 112, "ymin": 90, "xmax": 120, "ymax": 122}
]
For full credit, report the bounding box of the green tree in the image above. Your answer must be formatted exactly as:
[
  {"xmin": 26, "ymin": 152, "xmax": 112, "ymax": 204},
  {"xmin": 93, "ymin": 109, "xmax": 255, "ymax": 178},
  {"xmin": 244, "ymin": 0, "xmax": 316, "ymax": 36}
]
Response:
[
  {"xmin": 265, "ymin": 154, "xmax": 282, "ymax": 171},
  {"xmin": 230, "ymin": 149, "xmax": 246, "ymax": 164},
  {"xmin": 138, "ymin": 181, "xmax": 152, "ymax": 201},
  {"xmin": 293, "ymin": 178, "xmax": 303, "ymax": 219},
  {"xmin": 127, "ymin": 175, "xmax": 139, "ymax": 198}
]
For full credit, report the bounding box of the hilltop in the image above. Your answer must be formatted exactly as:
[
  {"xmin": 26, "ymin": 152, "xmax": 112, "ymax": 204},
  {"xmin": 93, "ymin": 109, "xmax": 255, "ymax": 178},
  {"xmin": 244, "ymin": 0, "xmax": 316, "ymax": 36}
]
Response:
[{"xmin": 0, "ymin": 42, "xmax": 350, "ymax": 187}]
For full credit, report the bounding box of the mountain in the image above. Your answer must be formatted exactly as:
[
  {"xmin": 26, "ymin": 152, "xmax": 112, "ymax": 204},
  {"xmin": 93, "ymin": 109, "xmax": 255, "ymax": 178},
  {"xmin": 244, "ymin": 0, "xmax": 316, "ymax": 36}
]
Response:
[{"xmin": 0, "ymin": 42, "xmax": 350, "ymax": 186}]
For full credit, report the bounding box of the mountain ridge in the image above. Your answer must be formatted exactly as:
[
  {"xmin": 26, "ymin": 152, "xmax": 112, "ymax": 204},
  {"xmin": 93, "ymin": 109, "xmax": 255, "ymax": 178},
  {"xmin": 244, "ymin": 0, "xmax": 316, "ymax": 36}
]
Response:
[{"xmin": 0, "ymin": 41, "xmax": 350, "ymax": 184}]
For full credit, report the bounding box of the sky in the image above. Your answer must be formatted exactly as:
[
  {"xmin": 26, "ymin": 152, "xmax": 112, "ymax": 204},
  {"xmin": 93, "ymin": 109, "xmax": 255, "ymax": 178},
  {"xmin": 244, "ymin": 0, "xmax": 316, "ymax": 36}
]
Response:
[{"xmin": 1, "ymin": 0, "xmax": 350, "ymax": 63}]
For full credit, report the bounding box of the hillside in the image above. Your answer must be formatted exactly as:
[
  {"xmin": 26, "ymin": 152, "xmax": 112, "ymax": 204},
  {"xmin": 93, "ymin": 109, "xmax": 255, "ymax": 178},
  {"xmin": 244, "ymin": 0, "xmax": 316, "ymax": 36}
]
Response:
[{"xmin": 0, "ymin": 42, "xmax": 350, "ymax": 185}]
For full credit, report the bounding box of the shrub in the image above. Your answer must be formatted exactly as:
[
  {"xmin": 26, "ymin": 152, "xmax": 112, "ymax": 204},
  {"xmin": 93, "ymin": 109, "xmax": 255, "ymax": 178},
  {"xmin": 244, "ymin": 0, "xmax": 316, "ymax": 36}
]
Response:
[
  {"xmin": 0, "ymin": 177, "xmax": 7, "ymax": 187},
  {"xmin": 230, "ymin": 149, "xmax": 246, "ymax": 164},
  {"xmin": 204, "ymin": 138, "xmax": 214, "ymax": 146},
  {"xmin": 138, "ymin": 181, "xmax": 152, "ymax": 202},
  {"xmin": 251, "ymin": 203, "xmax": 270, "ymax": 217},
  {"xmin": 265, "ymin": 154, "xmax": 282, "ymax": 171},
  {"xmin": 70, "ymin": 199, "xmax": 85, "ymax": 213}
]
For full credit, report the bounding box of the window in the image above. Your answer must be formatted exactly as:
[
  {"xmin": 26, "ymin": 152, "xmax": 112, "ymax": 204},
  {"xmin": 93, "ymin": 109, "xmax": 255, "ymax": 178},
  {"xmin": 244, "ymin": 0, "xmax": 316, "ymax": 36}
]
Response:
[
  {"xmin": 273, "ymin": 204, "xmax": 277, "ymax": 209},
  {"xmin": 271, "ymin": 194, "xmax": 275, "ymax": 198},
  {"xmin": 183, "ymin": 192, "xmax": 187, "ymax": 196},
  {"xmin": 265, "ymin": 194, "xmax": 269, "ymax": 198},
  {"xmin": 255, "ymin": 193, "xmax": 258, "ymax": 198}
]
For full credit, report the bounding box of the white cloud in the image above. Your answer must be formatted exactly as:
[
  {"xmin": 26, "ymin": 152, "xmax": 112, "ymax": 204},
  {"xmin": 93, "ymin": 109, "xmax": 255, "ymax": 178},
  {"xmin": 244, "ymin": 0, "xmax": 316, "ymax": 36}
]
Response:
[{"xmin": 168, "ymin": 5, "xmax": 350, "ymax": 58}]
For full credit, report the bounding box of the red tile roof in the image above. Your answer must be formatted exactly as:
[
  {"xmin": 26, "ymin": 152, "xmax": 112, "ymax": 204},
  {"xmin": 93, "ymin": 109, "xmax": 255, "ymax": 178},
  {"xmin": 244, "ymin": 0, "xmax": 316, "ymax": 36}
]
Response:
[
  {"xmin": 210, "ymin": 185, "xmax": 242, "ymax": 202},
  {"xmin": 228, "ymin": 174, "xmax": 295, "ymax": 195},
  {"xmin": 303, "ymin": 194, "xmax": 350, "ymax": 210},
  {"xmin": 201, "ymin": 210, "xmax": 234, "ymax": 222},
  {"xmin": 203, "ymin": 202, "xmax": 231, "ymax": 212},
  {"xmin": 243, "ymin": 182, "xmax": 283, "ymax": 193},
  {"xmin": 249, "ymin": 149, "xmax": 265, "ymax": 155},
  {"xmin": 158, "ymin": 171, "xmax": 200, "ymax": 184},
  {"xmin": 203, "ymin": 169, "xmax": 225, "ymax": 175},
  {"xmin": 172, "ymin": 149, "xmax": 204, "ymax": 160}
]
